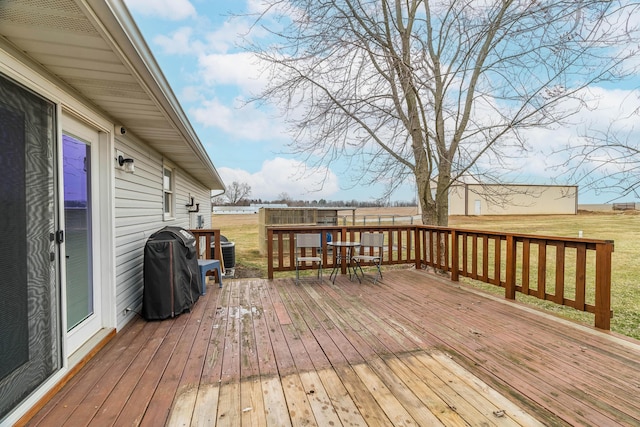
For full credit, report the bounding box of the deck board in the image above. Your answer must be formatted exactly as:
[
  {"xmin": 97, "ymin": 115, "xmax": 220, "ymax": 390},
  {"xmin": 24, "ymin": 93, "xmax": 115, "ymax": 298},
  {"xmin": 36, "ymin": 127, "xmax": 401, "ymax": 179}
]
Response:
[
  {"xmin": 88, "ymin": 321, "xmax": 170, "ymax": 425},
  {"xmin": 27, "ymin": 320, "xmax": 149, "ymax": 426},
  {"xmin": 24, "ymin": 269, "xmax": 640, "ymax": 426}
]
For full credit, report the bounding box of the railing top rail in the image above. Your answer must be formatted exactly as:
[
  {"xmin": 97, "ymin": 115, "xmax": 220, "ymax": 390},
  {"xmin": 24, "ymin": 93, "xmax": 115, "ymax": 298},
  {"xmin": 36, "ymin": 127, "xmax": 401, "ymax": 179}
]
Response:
[
  {"xmin": 266, "ymin": 224, "xmax": 420, "ymax": 231},
  {"xmin": 418, "ymin": 225, "xmax": 614, "ymax": 247},
  {"xmin": 266, "ymin": 224, "xmax": 613, "ymax": 247}
]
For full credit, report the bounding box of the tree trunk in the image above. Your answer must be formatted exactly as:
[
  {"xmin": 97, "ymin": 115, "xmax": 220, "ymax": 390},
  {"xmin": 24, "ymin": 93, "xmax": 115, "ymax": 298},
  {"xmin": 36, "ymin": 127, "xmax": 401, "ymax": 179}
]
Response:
[
  {"xmin": 416, "ymin": 173, "xmax": 436, "ymax": 225},
  {"xmin": 416, "ymin": 161, "xmax": 450, "ymax": 226},
  {"xmin": 435, "ymin": 169, "xmax": 451, "ymax": 226}
]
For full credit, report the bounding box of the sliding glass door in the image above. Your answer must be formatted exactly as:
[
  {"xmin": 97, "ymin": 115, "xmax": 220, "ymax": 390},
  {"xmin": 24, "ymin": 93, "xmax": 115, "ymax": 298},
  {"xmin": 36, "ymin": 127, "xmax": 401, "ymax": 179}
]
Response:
[{"xmin": 0, "ymin": 73, "xmax": 60, "ymax": 420}]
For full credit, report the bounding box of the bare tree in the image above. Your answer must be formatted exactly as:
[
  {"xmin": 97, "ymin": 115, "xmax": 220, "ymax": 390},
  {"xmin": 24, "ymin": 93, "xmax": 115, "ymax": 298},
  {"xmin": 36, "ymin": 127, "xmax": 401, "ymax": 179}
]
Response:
[
  {"xmin": 211, "ymin": 195, "xmax": 225, "ymax": 205},
  {"xmin": 246, "ymin": 0, "xmax": 640, "ymax": 225},
  {"xmin": 277, "ymin": 192, "xmax": 292, "ymax": 204},
  {"xmin": 553, "ymin": 113, "xmax": 640, "ymax": 201},
  {"xmin": 223, "ymin": 181, "xmax": 252, "ymax": 205}
]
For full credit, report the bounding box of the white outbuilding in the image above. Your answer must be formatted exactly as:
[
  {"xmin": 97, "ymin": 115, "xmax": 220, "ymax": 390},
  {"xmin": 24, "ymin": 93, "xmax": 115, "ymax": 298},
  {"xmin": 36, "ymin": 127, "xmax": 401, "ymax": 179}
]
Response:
[{"xmin": 448, "ymin": 183, "xmax": 578, "ymax": 216}]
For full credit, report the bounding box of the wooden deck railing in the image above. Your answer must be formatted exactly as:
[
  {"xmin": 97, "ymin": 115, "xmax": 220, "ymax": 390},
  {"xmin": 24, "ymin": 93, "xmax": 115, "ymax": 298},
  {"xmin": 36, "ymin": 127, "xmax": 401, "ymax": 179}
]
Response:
[
  {"xmin": 189, "ymin": 229, "xmax": 224, "ymax": 271},
  {"xmin": 267, "ymin": 225, "xmax": 615, "ymax": 329},
  {"xmin": 267, "ymin": 225, "xmax": 416, "ymax": 278}
]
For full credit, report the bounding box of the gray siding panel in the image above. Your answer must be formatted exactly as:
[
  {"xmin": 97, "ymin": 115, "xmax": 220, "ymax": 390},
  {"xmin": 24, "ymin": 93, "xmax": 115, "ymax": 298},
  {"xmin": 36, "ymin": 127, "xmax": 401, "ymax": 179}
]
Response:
[{"xmin": 114, "ymin": 135, "xmax": 212, "ymax": 330}]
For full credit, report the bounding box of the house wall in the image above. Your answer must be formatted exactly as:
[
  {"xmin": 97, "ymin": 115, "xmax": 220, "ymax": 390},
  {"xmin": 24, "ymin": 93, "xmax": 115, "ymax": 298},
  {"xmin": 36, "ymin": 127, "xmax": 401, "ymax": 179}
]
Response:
[
  {"xmin": 0, "ymin": 16, "xmax": 216, "ymax": 426},
  {"xmin": 1, "ymin": 48, "xmax": 214, "ymax": 331},
  {"xmin": 2, "ymin": 38, "xmax": 213, "ymax": 344},
  {"xmin": 0, "ymin": 45, "xmax": 114, "ymax": 426},
  {"xmin": 114, "ymin": 134, "xmax": 211, "ymax": 330},
  {"xmin": 449, "ymin": 184, "xmax": 578, "ymax": 216}
]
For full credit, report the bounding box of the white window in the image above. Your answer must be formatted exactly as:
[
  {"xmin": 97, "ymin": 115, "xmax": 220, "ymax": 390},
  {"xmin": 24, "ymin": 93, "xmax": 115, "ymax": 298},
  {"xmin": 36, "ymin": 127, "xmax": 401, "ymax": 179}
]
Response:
[{"xmin": 163, "ymin": 165, "xmax": 174, "ymax": 220}]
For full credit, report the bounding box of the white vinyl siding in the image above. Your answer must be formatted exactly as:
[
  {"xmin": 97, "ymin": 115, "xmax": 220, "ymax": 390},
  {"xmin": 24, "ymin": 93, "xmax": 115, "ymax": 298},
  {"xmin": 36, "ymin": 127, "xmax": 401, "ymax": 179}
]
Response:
[{"xmin": 114, "ymin": 134, "xmax": 212, "ymax": 330}]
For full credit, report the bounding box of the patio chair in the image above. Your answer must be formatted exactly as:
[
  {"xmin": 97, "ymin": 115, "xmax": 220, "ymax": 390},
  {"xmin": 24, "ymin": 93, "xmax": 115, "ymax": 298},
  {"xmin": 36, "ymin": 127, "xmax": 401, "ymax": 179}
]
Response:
[
  {"xmin": 352, "ymin": 232, "xmax": 384, "ymax": 284},
  {"xmin": 295, "ymin": 233, "xmax": 323, "ymax": 284}
]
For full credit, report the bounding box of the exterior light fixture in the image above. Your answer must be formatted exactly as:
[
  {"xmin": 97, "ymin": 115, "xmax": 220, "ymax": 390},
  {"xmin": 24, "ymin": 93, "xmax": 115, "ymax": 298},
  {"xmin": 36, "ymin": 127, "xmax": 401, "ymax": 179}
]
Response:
[{"xmin": 116, "ymin": 152, "xmax": 135, "ymax": 173}]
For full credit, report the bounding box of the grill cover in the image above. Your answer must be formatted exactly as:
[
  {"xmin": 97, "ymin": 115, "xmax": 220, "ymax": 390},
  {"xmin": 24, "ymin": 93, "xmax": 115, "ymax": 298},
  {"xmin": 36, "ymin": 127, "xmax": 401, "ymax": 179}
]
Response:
[{"xmin": 142, "ymin": 227, "xmax": 201, "ymax": 320}]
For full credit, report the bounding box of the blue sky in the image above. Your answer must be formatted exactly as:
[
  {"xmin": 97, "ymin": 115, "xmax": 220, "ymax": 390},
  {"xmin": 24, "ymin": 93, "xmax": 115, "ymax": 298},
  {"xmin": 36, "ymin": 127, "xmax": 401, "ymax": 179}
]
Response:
[
  {"xmin": 123, "ymin": 0, "xmax": 640, "ymax": 204},
  {"xmin": 123, "ymin": 0, "xmax": 353, "ymax": 202}
]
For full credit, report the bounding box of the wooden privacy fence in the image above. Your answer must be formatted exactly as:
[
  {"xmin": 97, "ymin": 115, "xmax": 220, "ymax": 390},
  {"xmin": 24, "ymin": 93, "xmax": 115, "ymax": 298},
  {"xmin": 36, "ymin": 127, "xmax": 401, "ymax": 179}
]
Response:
[{"xmin": 267, "ymin": 225, "xmax": 615, "ymax": 330}]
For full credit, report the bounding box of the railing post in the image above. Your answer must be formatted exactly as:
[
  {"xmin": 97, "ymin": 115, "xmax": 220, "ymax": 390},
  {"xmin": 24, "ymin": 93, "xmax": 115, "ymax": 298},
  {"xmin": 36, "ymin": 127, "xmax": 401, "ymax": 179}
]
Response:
[
  {"xmin": 340, "ymin": 226, "xmax": 348, "ymax": 275},
  {"xmin": 267, "ymin": 228, "xmax": 274, "ymax": 279},
  {"xmin": 505, "ymin": 235, "xmax": 516, "ymax": 300},
  {"xmin": 594, "ymin": 241, "xmax": 614, "ymax": 330},
  {"xmin": 194, "ymin": 234, "xmax": 202, "ymax": 258},
  {"xmin": 414, "ymin": 226, "xmax": 421, "ymax": 270},
  {"xmin": 213, "ymin": 232, "xmax": 221, "ymax": 262},
  {"xmin": 451, "ymin": 230, "xmax": 459, "ymax": 281}
]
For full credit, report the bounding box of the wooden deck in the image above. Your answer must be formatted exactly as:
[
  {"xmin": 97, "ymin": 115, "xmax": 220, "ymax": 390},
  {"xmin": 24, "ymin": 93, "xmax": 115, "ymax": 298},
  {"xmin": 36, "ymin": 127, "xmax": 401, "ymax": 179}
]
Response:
[{"xmin": 26, "ymin": 269, "xmax": 640, "ymax": 426}]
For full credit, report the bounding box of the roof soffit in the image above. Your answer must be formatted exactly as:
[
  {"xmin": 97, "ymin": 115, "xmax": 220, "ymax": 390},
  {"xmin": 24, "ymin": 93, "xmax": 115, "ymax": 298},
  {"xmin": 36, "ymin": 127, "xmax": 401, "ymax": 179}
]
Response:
[{"xmin": 0, "ymin": 0, "xmax": 224, "ymax": 191}]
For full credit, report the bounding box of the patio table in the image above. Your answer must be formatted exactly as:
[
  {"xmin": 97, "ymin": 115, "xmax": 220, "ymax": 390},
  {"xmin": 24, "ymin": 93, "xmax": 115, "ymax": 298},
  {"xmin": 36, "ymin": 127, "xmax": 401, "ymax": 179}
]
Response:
[{"xmin": 327, "ymin": 241, "xmax": 360, "ymax": 283}]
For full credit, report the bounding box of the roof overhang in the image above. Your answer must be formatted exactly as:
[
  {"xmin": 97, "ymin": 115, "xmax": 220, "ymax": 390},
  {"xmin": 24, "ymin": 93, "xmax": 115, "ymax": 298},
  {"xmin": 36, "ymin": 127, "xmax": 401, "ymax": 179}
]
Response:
[{"xmin": 0, "ymin": 0, "xmax": 225, "ymax": 191}]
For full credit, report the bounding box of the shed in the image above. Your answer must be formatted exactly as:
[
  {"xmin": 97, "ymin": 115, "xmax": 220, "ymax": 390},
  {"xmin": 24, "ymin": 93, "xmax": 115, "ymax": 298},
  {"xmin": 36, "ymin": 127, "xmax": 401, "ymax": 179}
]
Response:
[
  {"xmin": 448, "ymin": 184, "xmax": 578, "ymax": 216},
  {"xmin": 258, "ymin": 207, "xmax": 356, "ymax": 254}
]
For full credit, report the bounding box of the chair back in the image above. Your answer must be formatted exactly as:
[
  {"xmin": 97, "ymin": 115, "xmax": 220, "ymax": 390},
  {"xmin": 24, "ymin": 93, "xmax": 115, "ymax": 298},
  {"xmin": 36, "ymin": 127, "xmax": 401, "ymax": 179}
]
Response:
[
  {"xmin": 296, "ymin": 233, "xmax": 322, "ymax": 250},
  {"xmin": 360, "ymin": 232, "xmax": 384, "ymax": 251}
]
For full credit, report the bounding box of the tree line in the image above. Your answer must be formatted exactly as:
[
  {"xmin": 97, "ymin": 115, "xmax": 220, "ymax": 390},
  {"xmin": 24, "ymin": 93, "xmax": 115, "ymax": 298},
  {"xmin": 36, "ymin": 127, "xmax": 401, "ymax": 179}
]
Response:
[{"xmin": 211, "ymin": 181, "xmax": 415, "ymax": 208}]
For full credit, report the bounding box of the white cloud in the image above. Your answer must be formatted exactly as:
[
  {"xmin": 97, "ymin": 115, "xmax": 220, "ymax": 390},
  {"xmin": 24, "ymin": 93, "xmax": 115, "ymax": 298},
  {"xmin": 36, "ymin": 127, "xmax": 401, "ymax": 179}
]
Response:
[
  {"xmin": 191, "ymin": 97, "xmax": 285, "ymax": 141},
  {"xmin": 204, "ymin": 20, "xmax": 254, "ymax": 54},
  {"xmin": 246, "ymin": 0, "xmax": 271, "ymax": 14},
  {"xmin": 154, "ymin": 27, "xmax": 205, "ymax": 55},
  {"xmin": 218, "ymin": 158, "xmax": 340, "ymax": 201},
  {"xmin": 124, "ymin": 0, "xmax": 196, "ymax": 21},
  {"xmin": 245, "ymin": 0, "xmax": 292, "ymax": 17},
  {"xmin": 181, "ymin": 85, "xmax": 204, "ymax": 103},
  {"xmin": 198, "ymin": 52, "xmax": 266, "ymax": 93},
  {"xmin": 153, "ymin": 20, "xmax": 256, "ymax": 57},
  {"xmin": 578, "ymin": 87, "xmax": 639, "ymax": 129},
  {"xmin": 502, "ymin": 86, "xmax": 640, "ymax": 180}
]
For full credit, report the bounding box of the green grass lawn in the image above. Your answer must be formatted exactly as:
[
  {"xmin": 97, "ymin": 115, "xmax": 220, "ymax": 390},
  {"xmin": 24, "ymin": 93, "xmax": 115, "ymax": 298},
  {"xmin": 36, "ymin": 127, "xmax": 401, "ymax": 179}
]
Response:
[{"xmin": 212, "ymin": 210, "xmax": 640, "ymax": 340}]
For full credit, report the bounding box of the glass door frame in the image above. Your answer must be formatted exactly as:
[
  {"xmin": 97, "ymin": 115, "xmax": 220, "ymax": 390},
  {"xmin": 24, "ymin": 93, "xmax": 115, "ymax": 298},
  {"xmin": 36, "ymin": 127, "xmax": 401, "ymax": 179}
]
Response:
[{"xmin": 61, "ymin": 113, "xmax": 104, "ymax": 354}]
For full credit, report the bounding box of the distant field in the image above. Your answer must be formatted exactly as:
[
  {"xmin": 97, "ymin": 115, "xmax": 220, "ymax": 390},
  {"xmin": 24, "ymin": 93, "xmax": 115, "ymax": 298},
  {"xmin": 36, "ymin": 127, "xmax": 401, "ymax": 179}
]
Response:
[{"xmin": 211, "ymin": 208, "xmax": 640, "ymax": 339}]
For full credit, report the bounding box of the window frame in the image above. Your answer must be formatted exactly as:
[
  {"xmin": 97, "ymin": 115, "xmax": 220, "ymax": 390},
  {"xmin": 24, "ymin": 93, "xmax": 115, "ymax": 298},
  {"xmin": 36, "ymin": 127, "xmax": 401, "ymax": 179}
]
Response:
[{"xmin": 163, "ymin": 163, "xmax": 175, "ymax": 221}]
